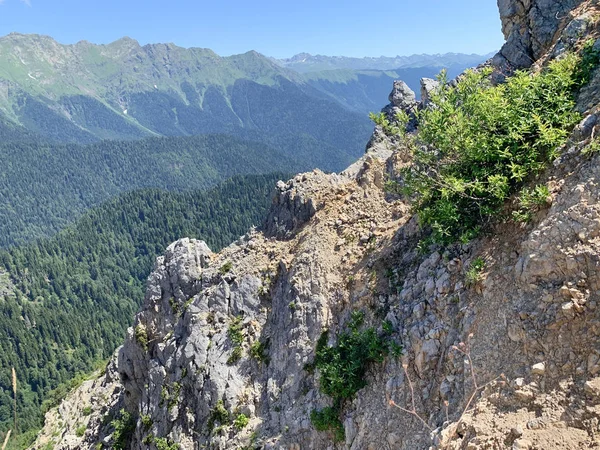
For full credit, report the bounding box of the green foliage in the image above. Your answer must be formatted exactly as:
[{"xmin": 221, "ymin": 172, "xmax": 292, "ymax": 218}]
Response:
[
  {"xmin": 82, "ymin": 406, "xmax": 92, "ymax": 416},
  {"xmin": 369, "ymin": 111, "xmax": 391, "ymax": 128},
  {"xmin": 208, "ymin": 400, "xmax": 230, "ymax": 432},
  {"xmin": 310, "ymin": 311, "xmax": 389, "ymax": 441},
  {"xmin": 369, "ymin": 111, "xmax": 410, "ymax": 137},
  {"xmin": 310, "ymin": 407, "xmax": 345, "ymax": 442},
  {"xmin": 583, "ymin": 137, "xmax": 600, "ymax": 155},
  {"xmin": 0, "ymin": 173, "xmax": 284, "ymax": 440},
  {"xmin": 75, "ymin": 424, "xmax": 86, "ymax": 437},
  {"xmin": 219, "ymin": 262, "xmax": 233, "ymax": 276},
  {"xmin": 160, "ymin": 386, "xmax": 169, "ymax": 406},
  {"xmin": 465, "ymin": 257, "xmax": 486, "ymax": 287},
  {"xmin": 573, "ymin": 39, "xmax": 600, "ymax": 87},
  {"xmin": 250, "ymin": 340, "xmax": 269, "ymax": 363},
  {"xmin": 239, "ymin": 431, "xmax": 260, "ymax": 450},
  {"xmin": 382, "ymin": 320, "xmax": 394, "ymax": 334},
  {"xmin": 227, "ymin": 316, "xmax": 245, "ymax": 365},
  {"xmin": 169, "ymin": 297, "xmax": 180, "ymax": 316},
  {"xmin": 233, "ymin": 413, "xmax": 250, "ymax": 430},
  {"xmin": 227, "ymin": 347, "xmax": 243, "ymax": 365},
  {"xmin": 512, "ymin": 184, "xmax": 551, "ymax": 222},
  {"xmin": 134, "ymin": 324, "xmax": 149, "ymax": 352},
  {"xmin": 154, "ymin": 437, "xmax": 179, "ymax": 450},
  {"xmin": 228, "ymin": 317, "xmax": 244, "ymax": 344},
  {"xmin": 167, "ymin": 382, "xmax": 182, "ymax": 410},
  {"xmin": 402, "ymin": 53, "xmax": 590, "ymax": 243},
  {"xmin": 141, "ymin": 414, "xmax": 153, "ymax": 431},
  {"xmin": 314, "ymin": 324, "xmax": 387, "ymax": 401},
  {"xmin": 389, "ymin": 341, "xmax": 404, "ymax": 358},
  {"xmin": 110, "ymin": 409, "xmax": 135, "ymax": 450}
]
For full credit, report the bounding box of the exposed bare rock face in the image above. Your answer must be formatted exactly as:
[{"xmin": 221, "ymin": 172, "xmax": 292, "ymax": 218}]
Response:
[
  {"xmin": 31, "ymin": 1, "xmax": 600, "ymax": 450},
  {"xmin": 496, "ymin": 0, "xmax": 586, "ymax": 68},
  {"xmin": 31, "ymin": 356, "xmax": 124, "ymax": 450}
]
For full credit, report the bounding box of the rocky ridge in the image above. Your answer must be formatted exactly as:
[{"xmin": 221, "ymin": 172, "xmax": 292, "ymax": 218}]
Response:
[{"xmin": 31, "ymin": 1, "xmax": 600, "ymax": 449}]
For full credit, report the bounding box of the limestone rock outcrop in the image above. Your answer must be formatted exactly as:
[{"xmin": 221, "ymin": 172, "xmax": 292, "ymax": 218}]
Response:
[{"xmin": 497, "ymin": 0, "xmax": 586, "ymax": 68}]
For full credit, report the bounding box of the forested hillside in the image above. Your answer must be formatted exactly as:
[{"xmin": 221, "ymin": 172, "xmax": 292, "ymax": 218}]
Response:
[
  {"xmin": 0, "ymin": 134, "xmax": 296, "ymax": 247},
  {"xmin": 0, "ymin": 173, "xmax": 286, "ymax": 447}
]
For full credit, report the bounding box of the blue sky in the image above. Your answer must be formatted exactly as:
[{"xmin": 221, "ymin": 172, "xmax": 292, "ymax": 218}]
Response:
[{"xmin": 0, "ymin": 0, "xmax": 504, "ymax": 58}]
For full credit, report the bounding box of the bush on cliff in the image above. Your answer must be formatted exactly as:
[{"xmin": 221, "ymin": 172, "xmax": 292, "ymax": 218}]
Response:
[{"xmin": 397, "ymin": 45, "xmax": 598, "ymax": 243}]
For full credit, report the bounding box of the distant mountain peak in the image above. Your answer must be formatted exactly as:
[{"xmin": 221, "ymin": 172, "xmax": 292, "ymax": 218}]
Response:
[
  {"xmin": 108, "ymin": 36, "xmax": 141, "ymax": 47},
  {"xmin": 276, "ymin": 51, "xmax": 496, "ymax": 73}
]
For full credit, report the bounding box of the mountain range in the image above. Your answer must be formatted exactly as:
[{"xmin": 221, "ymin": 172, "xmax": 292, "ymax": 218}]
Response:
[
  {"xmin": 274, "ymin": 51, "xmax": 494, "ymax": 72},
  {"xmin": 0, "ymin": 33, "xmax": 371, "ymax": 163},
  {"xmin": 0, "ymin": 33, "xmax": 490, "ymax": 146}
]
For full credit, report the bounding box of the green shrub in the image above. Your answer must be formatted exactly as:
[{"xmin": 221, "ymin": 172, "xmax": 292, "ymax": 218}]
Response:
[
  {"xmin": 228, "ymin": 317, "xmax": 244, "ymax": 345},
  {"xmin": 82, "ymin": 406, "xmax": 92, "ymax": 416},
  {"xmin": 208, "ymin": 400, "xmax": 230, "ymax": 431},
  {"xmin": 227, "ymin": 346, "xmax": 243, "ymax": 365},
  {"xmin": 169, "ymin": 297, "xmax": 180, "ymax": 315},
  {"xmin": 111, "ymin": 409, "xmax": 135, "ymax": 450},
  {"xmin": 369, "ymin": 110, "xmax": 410, "ymax": 137},
  {"xmin": 227, "ymin": 316, "xmax": 245, "ymax": 365},
  {"xmin": 314, "ymin": 313, "xmax": 387, "ymax": 401},
  {"xmin": 573, "ymin": 39, "xmax": 600, "ymax": 86},
  {"xmin": 155, "ymin": 437, "xmax": 179, "ymax": 450},
  {"xmin": 75, "ymin": 424, "xmax": 86, "ymax": 437},
  {"xmin": 134, "ymin": 324, "xmax": 149, "ymax": 352},
  {"xmin": 233, "ymin": 413, "xmax": 250, "ymax": 430},
  {"xmin": 583, "ymin": 137, "xmax": 600, "ymax": 155},
  {"xmin": 141, "ymin": 414, "xmax": 153, "ymax": 430},
  {"xmin": 310, "ymin": 311, "xmax": 388, "ymax": 441},
  {"xmin": 512, "ymin": 184, "xmax": 551, "ymax": 222},
  {"xmin": 389, "ymin": 341, "xmax": 404, "ymax": 358},
  {"xmin": 310, "ymin": 407, "xmax": 345, "ymax": 442},
  {"xmin": 399, "ymin": 51, "xmax": 592, "ymax": 243},
  {"xmin": 219, "ymin": 261, "xmax": 233, "ymax": 275},
  {"xmin": 250, "ymin": 340, "xmax": 268, "ymax": 363},
  {"xmin": 168, "ymin": 382, "xmax": 181, "ymax": 410}
]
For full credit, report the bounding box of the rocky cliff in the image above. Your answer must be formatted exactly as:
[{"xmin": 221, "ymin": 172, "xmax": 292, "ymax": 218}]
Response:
[{"xmin": 31, "ymin": 1, "xmax": 600, "ymax": 449}]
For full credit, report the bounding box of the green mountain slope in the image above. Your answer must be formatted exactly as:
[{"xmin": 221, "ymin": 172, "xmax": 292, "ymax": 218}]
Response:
[
  {"xmin": 0, "ymin": 34, "xmax": 372, "ymax": 164},
  {"xmin": 0, "ymin": 173, "xmax": 286, "ymax": 446},
  {"xmin": 0, "ymin": 134, "xmax": 295, "ymax": 248}
]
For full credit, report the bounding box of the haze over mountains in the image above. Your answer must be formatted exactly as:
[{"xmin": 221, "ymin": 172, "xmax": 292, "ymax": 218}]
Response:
[{"xmin": 274, "ymin": 51, "xmax": 494, "ymax": 72}]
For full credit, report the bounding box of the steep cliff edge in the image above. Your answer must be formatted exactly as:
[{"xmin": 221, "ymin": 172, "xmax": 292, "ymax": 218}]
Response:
[{"xmin": 31, "ymin": 1, "xmax": 600, "ymax": 449}]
